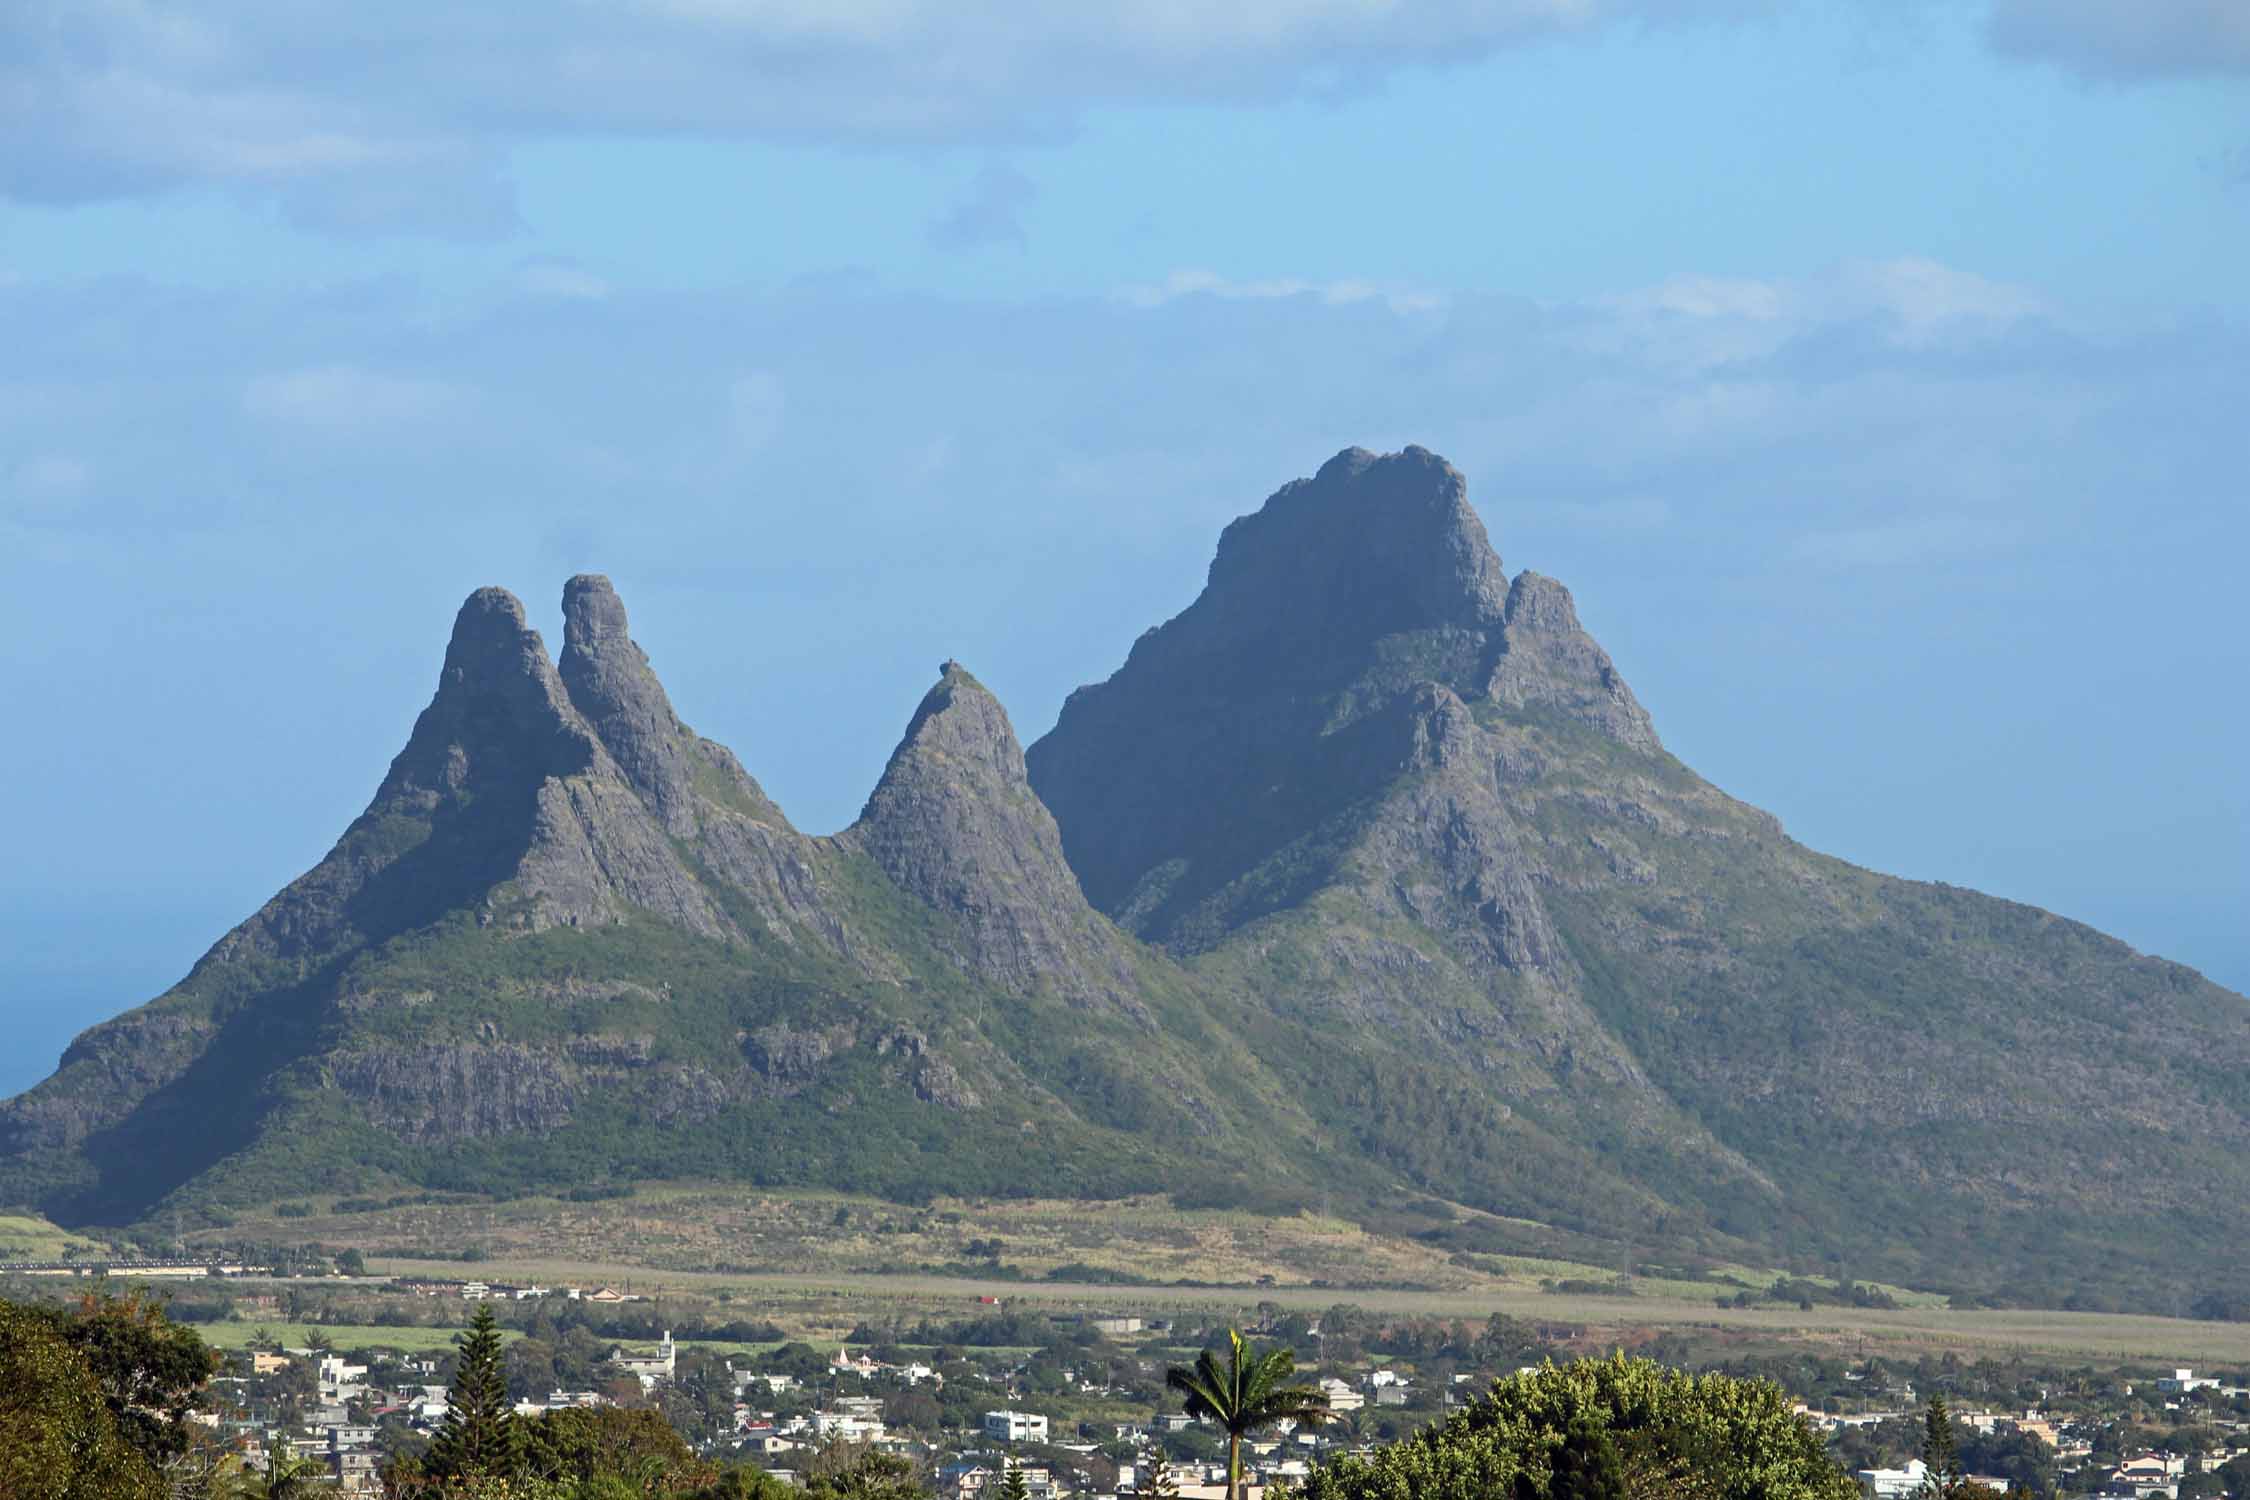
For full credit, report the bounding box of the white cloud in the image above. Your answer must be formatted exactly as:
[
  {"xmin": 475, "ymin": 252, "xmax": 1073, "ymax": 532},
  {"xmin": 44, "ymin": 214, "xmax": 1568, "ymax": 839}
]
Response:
[
  {"xmin": 1593, "ymin": 257, "xmax": 2047, "ymax": 371},
  {"xmin": 0, "ymin": 0, "xmax": 1715, "ymax": 231},
  {"xmin": 1834, "ymin": 257, "xmax": 2046, "ymax": 342},
  {"xmin": 1120, "ymin": 267, "xmax": 1446, "ymax": 313},
  {"xmin": 241, "ymin": 365, "xmax": 461, "ymax": 437}
]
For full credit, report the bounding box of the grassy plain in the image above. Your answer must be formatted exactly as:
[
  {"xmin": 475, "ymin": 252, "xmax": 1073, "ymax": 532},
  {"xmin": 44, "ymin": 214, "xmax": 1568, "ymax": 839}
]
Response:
[
  {"xmin": 354, "ymin": 1260, "xmax": 2250, "ymax": 1366},
  {"xmin": 166, "ymin": 1185, "xmax": 2250, "ymax": 1367},
  {"xmin": 204, "ymin": 1185, "xmax": 1929, "ymax": 1302}
]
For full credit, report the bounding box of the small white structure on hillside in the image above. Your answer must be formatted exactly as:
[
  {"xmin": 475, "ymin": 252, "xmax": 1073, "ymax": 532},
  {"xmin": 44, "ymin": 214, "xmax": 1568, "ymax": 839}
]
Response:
[
  {"xmin": 984, "ymin": 1410, "xmax": 1049, "ymax": 1442},
  {"xmin": 613, "ymin": 1332, "xmax": 676, "ymax": 1390}
]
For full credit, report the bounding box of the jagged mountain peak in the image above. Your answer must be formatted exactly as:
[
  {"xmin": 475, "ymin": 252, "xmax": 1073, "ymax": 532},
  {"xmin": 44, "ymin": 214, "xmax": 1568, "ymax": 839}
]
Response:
[
  {"xmin": 385, "ymin": 585, "xmax": 593, "ymax": 797},
  {"xmin": 557, "ymin": 573, "xmax": 785, "ymax": 833},
  {"xmin": 1191, "ymin": 443, "xmax": 1508, "ymax": 654},
  {"xmin": 1028, "ymin": 445, "xmax": 1569, "ymax": 928},
  {"xmin": 880, "ymin": 660, "xmax": 1021, "ymax": 781},
  {"xmin": 848, "ymin": 663, "xmax": 1138, "ymax": 1006},
  {"xmin": 1490, "ymin": 569, "xmax": 1658, "ymax": 752},
  {"xmin": 561, "ymin": 571, "xmax": 631, "ymax": 644}
]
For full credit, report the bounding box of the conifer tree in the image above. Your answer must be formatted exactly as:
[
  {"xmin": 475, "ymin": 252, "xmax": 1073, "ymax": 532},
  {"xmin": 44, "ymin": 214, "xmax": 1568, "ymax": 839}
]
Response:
[
  {"xmin": 1000, "ymin": 1458, "xmax": 1032, "ymax": 1500},
  {"xmin": 1920, "ymin": 1396, "xmax": 1964, "ymax": 1500},
  {"xmin": 426, "ymin": 1305, "xmax": 521, "ymax": 1481},
  {"xmin": 1146, "ymin": 1447, "xmax": 1179, "ymax": 1500}
]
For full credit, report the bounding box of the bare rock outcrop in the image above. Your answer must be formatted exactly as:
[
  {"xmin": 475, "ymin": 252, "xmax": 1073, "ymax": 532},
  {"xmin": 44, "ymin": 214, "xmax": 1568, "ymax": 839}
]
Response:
[{"xmin": 844, "ymin": 663, "xmax": 1142, "ymax": 1010}]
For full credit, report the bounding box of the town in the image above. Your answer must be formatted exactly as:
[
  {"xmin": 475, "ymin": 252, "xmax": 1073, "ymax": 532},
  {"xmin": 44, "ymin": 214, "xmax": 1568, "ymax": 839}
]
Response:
[{"xmin": 37, "ymin": 1262, "xmax": 2242, "ymax": 1500}]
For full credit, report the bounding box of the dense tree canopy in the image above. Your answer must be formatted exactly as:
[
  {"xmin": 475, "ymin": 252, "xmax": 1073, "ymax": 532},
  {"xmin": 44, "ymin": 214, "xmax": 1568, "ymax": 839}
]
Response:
[
  {"xmin": 1297, "ymin": 1356, "xmax": 1857, "ymax": 1500},
  {"xmin": 0, "ymin": 1298, "xmax": 166, "ymax": 1500}
]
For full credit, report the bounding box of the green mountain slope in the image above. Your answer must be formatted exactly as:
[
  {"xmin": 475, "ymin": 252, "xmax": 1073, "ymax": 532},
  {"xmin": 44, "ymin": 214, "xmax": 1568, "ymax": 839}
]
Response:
[
  {"xmin": 5, "ymin": 450, "xmax": 2245, "ymax": 1313},
  {"xmin": 0, "ymin": 579, "xmax": 1328, "ymax": 1226},
  {"xmin": 1027, "ymin": 446, "xmax": 2250, "ymax": 1307}
]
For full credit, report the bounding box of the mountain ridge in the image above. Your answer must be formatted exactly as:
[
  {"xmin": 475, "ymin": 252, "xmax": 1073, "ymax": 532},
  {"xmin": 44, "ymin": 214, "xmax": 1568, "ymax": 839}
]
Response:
[{"xmin": 5, "ymin": 446, "xmax": 2244, "ymax": 1314}]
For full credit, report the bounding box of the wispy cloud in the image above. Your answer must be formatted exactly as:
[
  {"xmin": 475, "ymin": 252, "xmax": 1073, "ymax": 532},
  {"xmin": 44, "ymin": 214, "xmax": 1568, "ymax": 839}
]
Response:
[
  {"xmin": 1119, "ymin": 268, "xmax": 1445, "ymax": 313},
  {"xmin": 0, "ymin": 0, "xmax": 1752, "ymax": 233},
  {"xmin": 242, "ymin": 365, "xmax": 463, "ymax": 438}
]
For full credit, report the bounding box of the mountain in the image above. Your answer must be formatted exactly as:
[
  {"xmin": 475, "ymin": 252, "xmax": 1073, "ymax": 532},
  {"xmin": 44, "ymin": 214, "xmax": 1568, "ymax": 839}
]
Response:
[
  {"xmin": 1030, "ymin": 448, "xmax": 2250, "ymax": 1305},
  {"xmin": 5, "ymin": 450, "xmax": 2245, "ymax": 1312}
]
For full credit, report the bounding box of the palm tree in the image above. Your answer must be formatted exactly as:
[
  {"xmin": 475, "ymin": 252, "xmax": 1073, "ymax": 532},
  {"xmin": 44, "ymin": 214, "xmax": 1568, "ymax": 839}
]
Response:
[{"xmin": 1166, "ymin": 1328, "xmax": 1332, "ymax": 1500}]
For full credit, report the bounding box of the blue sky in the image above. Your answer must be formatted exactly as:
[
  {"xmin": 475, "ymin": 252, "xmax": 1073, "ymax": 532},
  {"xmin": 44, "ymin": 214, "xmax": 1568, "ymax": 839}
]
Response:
[{"xmin": 3, "ymin": 0, "xmax": 2245, "ymax": 1096}]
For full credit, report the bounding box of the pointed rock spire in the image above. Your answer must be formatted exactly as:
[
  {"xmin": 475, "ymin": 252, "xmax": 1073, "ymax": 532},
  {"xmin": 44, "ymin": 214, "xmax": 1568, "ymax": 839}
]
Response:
[
  {"xmin": 383, "ymin": 586, "xmax": 596, "ymax": 804},
  {"xmin": 559, "ymin": 574, "xmax": 784, "ymax": 833},
  {"xmin": 849, "ymin": 663, "xmax": 1137, "ymax": 1004},
  {"xmin": 220, "ymin": 584, "xmax": 732, "ymax": 965}
]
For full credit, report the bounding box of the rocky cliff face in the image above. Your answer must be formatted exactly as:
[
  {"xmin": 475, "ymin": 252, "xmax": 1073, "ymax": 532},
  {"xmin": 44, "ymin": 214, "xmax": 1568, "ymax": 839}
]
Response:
[
  {"xmin": 843, "ymin": 663, "xmax": 1142, "ymax": 1009},
  {"xmin": 1032, "ymin": 447, "xmax": 2250, "ymax": 1302},
  {"xmin": 558, "ymin": 573, "xmax": 787, "ymax": 836},
  {"xmin": 556, "ymin": 572, "xmax": 850, "ymax": 954},
  {"xmin": 215, "ymin": 584, "xmax": 731, "ymax": 953},
  {"xmin": 1025, "ymin": 445, "xmax": 1643, "ymax": 949}
]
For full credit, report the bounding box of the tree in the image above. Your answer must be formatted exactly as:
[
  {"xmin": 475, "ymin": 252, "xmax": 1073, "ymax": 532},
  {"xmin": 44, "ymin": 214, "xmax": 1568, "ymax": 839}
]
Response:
[
  {"xmin": 1921, "ymin": 1397, "xmax": 1965, "ymax": 1500},
  {"xmin": 35, "ymin": 1289, "xmax": 217, "ymax": 1470},
  {"xmin": 801, "ymin": 1446, "xmax": 928, "ymax": 1500},
  {"xmin": 520, "ymin": 1405, "xmax": 704, "ymax": 1487},
  {"xmin": 256, "ymin": 1450, "xmax": 334, "ymax": 1500},
  {"xmin": 1145, "ymin": 1447, "xmax": 1180, "ymax": 1500},
  {"xmin": 999, "ymin": 1460, "xmax": 1031, "ymax": 1500},
  {"xmin": 1541, "ymin": 1412, "xmax": 1628, "ymax": 1500},
  {"xmin": 425, "ymin": 1305, "xmax": 521, "ymax": 1481},
  {"xmin": 1299, "ymin": 1356, "xmax": 1857, "ymax": 1500},
  {"xmin": 1166, "ymin": 1328, "xmax": 1333, "ymax": 1500},
  {"xmin": 0, "ymin": 1298, "xmax": 164, "ymax": 1500}
]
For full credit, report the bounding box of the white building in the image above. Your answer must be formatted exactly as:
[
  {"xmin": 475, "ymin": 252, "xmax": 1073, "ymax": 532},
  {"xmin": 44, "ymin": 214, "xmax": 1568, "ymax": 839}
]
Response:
[
  {"xmin": 985, "ymin": 1410, "xmax": 1050, "ymax": 1443},
  {"xmin": 317, "ymin": 1356, "xmax": 369, "ymax": 1402},
  {"xmin": 613, "ymin": 1332, "xmax": 677, "ymax": 1390},
  {"xmin": 812, "ymin": 1410, "xmax": 888, "ymax": 1443},
  {"xmin": 1858, "ymin": 1460, "xmax": 1933, "ymax": 1500},
  {"xmin": 2158, "ymin": 1369, "xmax": 2220, "ymax": 1395},
  {"xmin": 1318, "ymin": 1379, "xmax": 1364, "ymax": 1413},
  {"xmin": 1859, "ymin": 1461, "xmax": 2010, "ymax": 1500}
]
